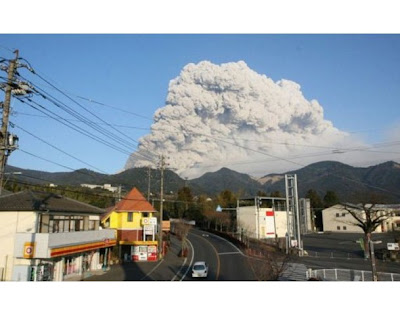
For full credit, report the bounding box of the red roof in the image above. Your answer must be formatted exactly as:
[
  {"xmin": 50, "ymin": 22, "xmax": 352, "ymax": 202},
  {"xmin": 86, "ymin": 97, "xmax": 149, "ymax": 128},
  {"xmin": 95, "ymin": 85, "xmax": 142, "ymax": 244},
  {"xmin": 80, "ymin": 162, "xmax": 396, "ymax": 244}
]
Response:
[{"xmin": 114, "ymin": 187, "xmax": 156, "ymax": 212}]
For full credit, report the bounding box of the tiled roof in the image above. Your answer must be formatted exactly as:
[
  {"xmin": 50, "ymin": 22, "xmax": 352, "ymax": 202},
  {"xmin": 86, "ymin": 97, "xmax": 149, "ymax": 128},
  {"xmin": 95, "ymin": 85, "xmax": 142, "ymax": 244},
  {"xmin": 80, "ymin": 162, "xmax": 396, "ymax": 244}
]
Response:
[
  {"xmin": 114, "ymin": 187, "xmax": 156, "ymax": 212},
  {"xmin": 0, "ymin": 190, "xmax": 105, "ymax": 214}
]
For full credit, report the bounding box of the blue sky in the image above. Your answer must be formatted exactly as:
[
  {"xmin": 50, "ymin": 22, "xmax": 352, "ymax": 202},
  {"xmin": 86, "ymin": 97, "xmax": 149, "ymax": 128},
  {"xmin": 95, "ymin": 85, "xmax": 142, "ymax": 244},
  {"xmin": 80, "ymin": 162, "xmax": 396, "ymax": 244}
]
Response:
[{"xmin": 1, "ymin": 34, "xmax": 400, "ymax": 175}]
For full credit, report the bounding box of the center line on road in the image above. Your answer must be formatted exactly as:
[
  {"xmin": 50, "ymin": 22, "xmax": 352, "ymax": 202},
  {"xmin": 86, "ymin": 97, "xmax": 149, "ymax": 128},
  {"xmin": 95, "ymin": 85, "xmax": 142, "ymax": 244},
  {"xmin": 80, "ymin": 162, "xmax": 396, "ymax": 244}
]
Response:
[{"xmin": 218, "ymin": 252, "xmax": 241, "ymax": 256}]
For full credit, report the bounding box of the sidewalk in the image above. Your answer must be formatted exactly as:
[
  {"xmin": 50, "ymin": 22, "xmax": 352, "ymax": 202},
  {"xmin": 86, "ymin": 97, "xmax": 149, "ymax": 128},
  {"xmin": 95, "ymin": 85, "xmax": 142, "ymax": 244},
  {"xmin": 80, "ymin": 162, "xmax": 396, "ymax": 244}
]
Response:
[{"xmin": 74, "ymin": 235, "xmax": 191, "ymax": 281}]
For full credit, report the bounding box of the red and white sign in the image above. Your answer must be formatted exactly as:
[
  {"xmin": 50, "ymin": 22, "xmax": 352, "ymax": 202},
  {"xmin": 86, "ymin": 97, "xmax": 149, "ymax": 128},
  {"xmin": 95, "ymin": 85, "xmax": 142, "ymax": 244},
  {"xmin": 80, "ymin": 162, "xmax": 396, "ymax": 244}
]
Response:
[
  {"xmin": 142, "ymin": 217, "xmax": 157, "ymax": 225},
  {"xmin": 23, "ymin": 242, "xmax": 35, "ymax": 258},
  {"xmin": 265, "ymin": 210, "xmax": 276, "ymax": 238}
]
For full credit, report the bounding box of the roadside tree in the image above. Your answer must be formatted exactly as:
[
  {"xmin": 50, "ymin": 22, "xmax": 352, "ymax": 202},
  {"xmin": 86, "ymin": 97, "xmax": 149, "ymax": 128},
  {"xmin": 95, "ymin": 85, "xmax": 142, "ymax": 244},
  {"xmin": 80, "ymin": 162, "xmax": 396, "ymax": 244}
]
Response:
[
  {"xmin": 343, "ymin": 202, "xmax": 387, "ymax": 259},
  {"xmin": 174, "ymin": 219, "xmax": 192, "ymax": 257},
  {"xmin": 246, "ymin": 240, "xmax": 290, "ymax": 280}
]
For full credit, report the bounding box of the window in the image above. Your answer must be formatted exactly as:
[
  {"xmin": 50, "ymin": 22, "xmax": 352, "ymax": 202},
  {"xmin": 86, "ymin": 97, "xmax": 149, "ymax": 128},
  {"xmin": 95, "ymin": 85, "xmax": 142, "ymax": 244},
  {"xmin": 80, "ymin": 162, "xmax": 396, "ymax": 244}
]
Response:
[
  {"xmin": 48, "ymin": 215, "xmax": 84, "ymax": 233},
  {"xmin": 337, "ymin": 226, "xmax": 341, "ymax": 230},
  {"xmin": 127, "ymin": 212, "xmax": 133, "ymax": 222},
  {"xmin": 343, "ymin": 226, "xmax": 347, "ymax": 230},
  {"xmin": 336, "ymin": 213, "xmax": 339, "ymax": 217},
  {"xmin": 88, "ymin": 220, "xmax": 96, "ymax": 230},
  {"xmin": 341, "ymin": 213, "xmax": 346, "ymax": 217},
  {"xmin": 142, "ymin": 212, "xmax": 149, "ymax": 218}
]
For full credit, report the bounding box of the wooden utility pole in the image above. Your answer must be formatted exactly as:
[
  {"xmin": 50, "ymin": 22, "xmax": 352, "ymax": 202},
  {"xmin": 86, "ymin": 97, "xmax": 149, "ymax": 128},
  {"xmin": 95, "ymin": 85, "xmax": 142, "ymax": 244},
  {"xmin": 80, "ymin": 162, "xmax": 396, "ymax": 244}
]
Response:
[
  {"xmin": 147, "ymin": 166, "xmax": 151, "ymax": 201},
  {"xmin": 158, "ymin": 155, "xmax": 166, "ymax": 259},
  {"xmin": 0, "ymin": 50, "xmax": 19, "ymax": 195}
]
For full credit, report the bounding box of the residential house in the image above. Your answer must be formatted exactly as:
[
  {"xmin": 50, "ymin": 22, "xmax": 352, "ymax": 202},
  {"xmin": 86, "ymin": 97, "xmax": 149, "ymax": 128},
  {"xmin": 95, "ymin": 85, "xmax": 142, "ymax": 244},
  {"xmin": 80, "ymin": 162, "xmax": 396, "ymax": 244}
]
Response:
[
  {"xmin": 101, "ymin": 187, "xmax": 159, "ymax": 262},
  {"xmin": 0, "ymin": 190, "xmax": 116, "ymax": 281},
  {"xmin": 322, "ymin": 204, "xmax": 400, "ymax": 233}
]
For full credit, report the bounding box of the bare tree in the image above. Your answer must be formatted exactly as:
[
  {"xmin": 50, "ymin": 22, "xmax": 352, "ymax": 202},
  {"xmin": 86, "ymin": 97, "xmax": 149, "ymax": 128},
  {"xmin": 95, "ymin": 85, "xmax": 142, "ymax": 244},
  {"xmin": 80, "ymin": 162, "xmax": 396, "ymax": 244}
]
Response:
[
  {"xmin": 174, "ymin": 219, "xmax": 192, "ymax": 257},
  {"xmin": 343, "ymin": 202, "xmax": 387, "ymax": 259},
  {"xmin": 245, "ymin": 240, "xmax": 290, "ymax": 280}
]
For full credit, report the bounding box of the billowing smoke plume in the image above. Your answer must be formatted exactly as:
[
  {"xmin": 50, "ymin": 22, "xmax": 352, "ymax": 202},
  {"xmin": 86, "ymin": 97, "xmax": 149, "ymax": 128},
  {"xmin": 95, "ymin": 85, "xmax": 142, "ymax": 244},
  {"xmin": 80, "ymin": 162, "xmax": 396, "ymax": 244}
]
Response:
[{"xmin": 125, "ymin": 61, "xmax": 372, "ymax": 179}]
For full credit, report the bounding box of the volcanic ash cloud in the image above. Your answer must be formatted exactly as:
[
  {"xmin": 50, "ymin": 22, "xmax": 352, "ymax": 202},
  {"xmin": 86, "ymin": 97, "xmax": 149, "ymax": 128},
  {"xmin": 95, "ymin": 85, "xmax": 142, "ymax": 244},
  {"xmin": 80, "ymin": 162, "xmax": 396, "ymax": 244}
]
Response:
[{"xmin": 124, "ymin": 60, "xmax": 361, "ymax": 178}]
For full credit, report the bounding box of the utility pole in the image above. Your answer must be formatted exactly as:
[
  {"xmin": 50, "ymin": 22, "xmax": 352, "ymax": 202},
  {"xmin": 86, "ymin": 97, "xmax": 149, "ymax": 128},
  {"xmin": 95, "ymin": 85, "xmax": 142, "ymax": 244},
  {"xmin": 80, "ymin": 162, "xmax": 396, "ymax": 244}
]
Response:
[
  {"xmin": 0, "ymin": 50, "xmax": 19, "ymax": 195},
  {"xmin": 369, "ymin": 240, "xmax": 381, "ymax": 281},
  {"xmin": 158, "ymin": 155, "xmax": 167, "ymax": 259},
  {"xmin": 147, "ymin": 166, "xmax": 151, "ymax": 201}
]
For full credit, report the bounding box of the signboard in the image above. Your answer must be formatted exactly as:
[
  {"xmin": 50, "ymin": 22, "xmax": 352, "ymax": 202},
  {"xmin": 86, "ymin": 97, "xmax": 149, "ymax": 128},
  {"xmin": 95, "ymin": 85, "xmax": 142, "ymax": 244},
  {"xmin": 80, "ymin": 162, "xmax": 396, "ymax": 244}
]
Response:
[
  {"xmin": 23, "ymin": 242, "xmax": 35, "ymax": 258},
  {"xmin": 132, "ymin": 246, "xmax": 148, "ymax": 261},
  {"xmin": 142, "ymin": 217, "xmax": 157, "ymax": 225},
  {"xmin": 144, "ymin": 225, "xmax": 154, "ymax": 235},
  {"xmin": 387, "ymin": 243, "xmax": 400, "ymax": 251},
  {"xmin": 265, "ymin": 210, "xmax": 276, "ymax": 238},
  {"xmin": 147, "ymin": 246, "xmax": 157, "ymax": 261}
]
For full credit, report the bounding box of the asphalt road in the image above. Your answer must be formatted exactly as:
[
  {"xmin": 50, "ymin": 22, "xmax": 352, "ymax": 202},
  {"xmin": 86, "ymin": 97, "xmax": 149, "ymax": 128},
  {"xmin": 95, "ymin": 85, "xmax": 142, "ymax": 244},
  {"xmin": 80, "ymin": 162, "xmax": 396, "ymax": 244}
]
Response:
[
  {"xmin": 295, "ymin": 232, "xmax": 400, "ymax": 274},
  {"xmin": 186, "ymin": 229, "xmax": 256, "ymax": 281}
]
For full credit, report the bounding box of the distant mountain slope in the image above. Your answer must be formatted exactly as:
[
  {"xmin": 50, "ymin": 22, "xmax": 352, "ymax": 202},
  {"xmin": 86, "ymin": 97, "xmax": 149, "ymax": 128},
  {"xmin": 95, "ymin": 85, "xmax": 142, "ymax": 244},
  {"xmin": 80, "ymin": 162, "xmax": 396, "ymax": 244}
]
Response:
[
  {"xmin": 5, "ymin": 165, "xmax": 186, "ymax": 196},
  {"xmin": 189, "ymin": 167, "xmax": 262, "ymax": 197},
  {"xmin": 5, "ymin": 161, "xmax": 400, "ymax": 203},
  {"xmin": 259, "ymin": 161, "xmax": 400, "ymax": 203}
]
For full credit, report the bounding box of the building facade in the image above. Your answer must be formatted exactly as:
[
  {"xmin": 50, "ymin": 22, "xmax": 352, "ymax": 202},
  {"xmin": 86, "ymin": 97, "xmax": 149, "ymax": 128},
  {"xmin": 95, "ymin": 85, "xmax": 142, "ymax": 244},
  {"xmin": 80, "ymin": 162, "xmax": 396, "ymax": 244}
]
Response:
[
  {"xmin": 322, "ymin": 204, "xmax": 400, "ymax": 233},
  {"xmin": 0, "ymin": 190, "xmax": 116, "ymax": 281},
  {"xmin": 237, "ymin": 197, "xmax": 312, "ymax": 240},
  {"xmin": 101, "ymin": 187, "xmax": 159, "ymax": 262}
]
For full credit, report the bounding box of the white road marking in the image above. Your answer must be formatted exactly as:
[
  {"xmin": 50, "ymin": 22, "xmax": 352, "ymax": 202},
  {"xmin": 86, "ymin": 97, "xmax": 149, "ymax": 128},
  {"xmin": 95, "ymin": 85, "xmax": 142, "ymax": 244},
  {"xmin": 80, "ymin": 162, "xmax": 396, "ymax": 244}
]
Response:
[
  {"xmin": 140, "ymin": 259, "xmax": 164, "ymax": 280},
  {"xmin": 206, "ymin": 233, "xmax": 244, "ymax": 255},
  {"xmin": 218, "ymin": 251, "xmax": 242, "ymax": 256},
  {"xmin": 171, "ymin": 237, "xmax": 195, "ymax": 281}
]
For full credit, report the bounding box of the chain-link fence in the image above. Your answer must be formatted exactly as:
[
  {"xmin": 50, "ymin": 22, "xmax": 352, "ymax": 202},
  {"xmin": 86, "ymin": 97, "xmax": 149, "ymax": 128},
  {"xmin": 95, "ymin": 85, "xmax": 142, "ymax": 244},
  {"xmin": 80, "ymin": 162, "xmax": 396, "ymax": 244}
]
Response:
[{"xmin": 306, "ymin": 268, "xmax": 400, "ymax": 281}]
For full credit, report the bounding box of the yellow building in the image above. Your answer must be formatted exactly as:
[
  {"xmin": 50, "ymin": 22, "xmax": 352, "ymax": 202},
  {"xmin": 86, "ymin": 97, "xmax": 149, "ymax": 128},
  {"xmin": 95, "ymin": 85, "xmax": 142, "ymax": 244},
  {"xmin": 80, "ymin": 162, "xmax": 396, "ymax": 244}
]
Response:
[{"xmin": 101, "ymin": 187, "xmax": 159, "ymax": 261}]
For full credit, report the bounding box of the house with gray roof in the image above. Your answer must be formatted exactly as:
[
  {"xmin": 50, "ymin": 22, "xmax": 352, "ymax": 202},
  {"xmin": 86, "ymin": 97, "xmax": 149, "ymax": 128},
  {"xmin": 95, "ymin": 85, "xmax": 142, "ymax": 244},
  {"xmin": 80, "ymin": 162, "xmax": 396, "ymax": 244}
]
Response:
[{"xmin": 0, "ymin": 190, "xmax": 117, "ymax": 281}]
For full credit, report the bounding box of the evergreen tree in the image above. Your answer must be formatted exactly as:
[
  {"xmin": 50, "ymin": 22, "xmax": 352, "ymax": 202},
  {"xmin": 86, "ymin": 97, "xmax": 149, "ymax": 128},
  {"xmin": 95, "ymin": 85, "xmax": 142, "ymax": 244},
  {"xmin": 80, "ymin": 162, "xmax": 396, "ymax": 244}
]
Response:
[
  {"xmin": 323, "ymin": 190, "xmax": 340, "ymax": 208},
  {"xmin": 306, "ymin": 189, "xmax": 324, "ymax": 231}
]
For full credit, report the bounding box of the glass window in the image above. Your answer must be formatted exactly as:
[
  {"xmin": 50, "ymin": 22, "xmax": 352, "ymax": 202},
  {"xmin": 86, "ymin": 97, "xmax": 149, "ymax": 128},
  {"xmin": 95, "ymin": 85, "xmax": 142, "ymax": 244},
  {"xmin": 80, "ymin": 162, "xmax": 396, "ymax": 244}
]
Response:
[
  {"xmin": 127, "ymin": 212, "xmax": 133, "ymax": 222},
  {"xmin": 337, "ymin": 226, "xmax": 341, "ymax": 230},
  {"xmin": 63, "ymin": 220, "xmax": 70, "ymax": 232},
  {"xmin": 89, "ymin": 220, "xmax": 96, "ymax": 231},
  {"xmin": 70, "ymin": 220, "xmax": 75, "ymax": 232},
  {"xmin": 336, "ymin": 213, "xmax": 339, "ymax": 217}
]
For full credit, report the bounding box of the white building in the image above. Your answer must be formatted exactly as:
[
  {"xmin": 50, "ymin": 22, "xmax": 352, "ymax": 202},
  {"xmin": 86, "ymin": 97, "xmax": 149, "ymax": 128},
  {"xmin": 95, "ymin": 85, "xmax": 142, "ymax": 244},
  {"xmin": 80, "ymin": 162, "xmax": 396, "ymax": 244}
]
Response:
[
  {"xmin": 0, "ymin": 190, "xmax": 117, "ymax": 281},
  {"xmin": 81, "ymin": 183, "xmax": 119, "ymax": 193},
  {"xmin": 236, "ymin": 197, "xmax": 312, "ymax": 240},
  {"xmin": 322, "ymin": 204, "xmax": 400, "ymax": 233}
]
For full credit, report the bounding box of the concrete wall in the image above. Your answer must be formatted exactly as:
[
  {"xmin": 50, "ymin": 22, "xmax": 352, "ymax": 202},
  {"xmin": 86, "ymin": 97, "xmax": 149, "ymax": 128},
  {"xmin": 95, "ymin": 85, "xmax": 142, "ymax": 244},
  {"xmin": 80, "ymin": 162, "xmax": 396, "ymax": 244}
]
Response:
[
  {"xmin": 274, "ymin": 211, "xmax": 288, "ymax": 238},
  {"xmin": 323, "ymin": 205, "xmax": 366, "ymax": 233},
  {"xmin": 0, "ymin": 211, "xmax": 37, "ymax": 281},
  {"xmin": 237, "ymin": 206, "xmax": 257, "ymax": 238},
  {"xmin": 237, "ymin": 205, "xmax": 289, "ymax": 239}
]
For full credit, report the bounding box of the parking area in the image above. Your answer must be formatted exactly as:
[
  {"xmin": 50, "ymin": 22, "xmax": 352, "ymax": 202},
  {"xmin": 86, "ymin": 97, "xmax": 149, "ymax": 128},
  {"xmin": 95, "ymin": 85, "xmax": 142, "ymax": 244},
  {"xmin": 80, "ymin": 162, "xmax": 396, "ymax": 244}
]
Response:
[{"xmin": 303, "ymin": 232, "xmax": 397, "ymax": 256}]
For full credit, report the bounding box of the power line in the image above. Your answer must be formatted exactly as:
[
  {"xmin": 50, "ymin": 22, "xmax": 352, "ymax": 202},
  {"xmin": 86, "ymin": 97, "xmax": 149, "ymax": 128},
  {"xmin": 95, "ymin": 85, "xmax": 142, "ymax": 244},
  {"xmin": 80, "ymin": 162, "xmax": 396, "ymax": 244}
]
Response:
[
  {"xmin": 18, "ymin": 149, "xmax": 101, "ymax": 175},
  {"xmin": 17, "ymin": 97, "xmax": 134, "ymax": 156},
  {"xmin": 12, "ymin": 122, "xmax": 108, "ymax": 174},
  {"xmin": 13, "ymin": 111, "xmax": 150, "ymax": 130},
  {"xmin": 16, "ymin": 72, "xmax": 157, "ymax": 162},
  {"xmin": 76, "ymin": 95, "xmax": 153, "ymax": 121}
]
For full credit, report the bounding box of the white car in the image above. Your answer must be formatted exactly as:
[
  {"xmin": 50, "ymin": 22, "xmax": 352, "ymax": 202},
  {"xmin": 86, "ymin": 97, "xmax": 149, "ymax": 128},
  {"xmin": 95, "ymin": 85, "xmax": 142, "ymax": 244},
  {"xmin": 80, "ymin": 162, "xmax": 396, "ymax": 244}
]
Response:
[{"xmin": 192, "ymin": 261, "xmax": 208, "ymax": 278}]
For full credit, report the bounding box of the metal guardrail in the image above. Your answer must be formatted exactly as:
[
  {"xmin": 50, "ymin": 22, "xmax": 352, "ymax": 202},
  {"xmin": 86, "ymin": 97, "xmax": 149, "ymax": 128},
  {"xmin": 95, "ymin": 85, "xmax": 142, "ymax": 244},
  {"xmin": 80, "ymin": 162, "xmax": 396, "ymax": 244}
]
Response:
[
  {"xmin": 304, "ymin": 250, "xmax": 366, "ymax": 260},
  {"xmin": 306, "ymin": 268, "xmax": 400, "ymax": 281}
]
